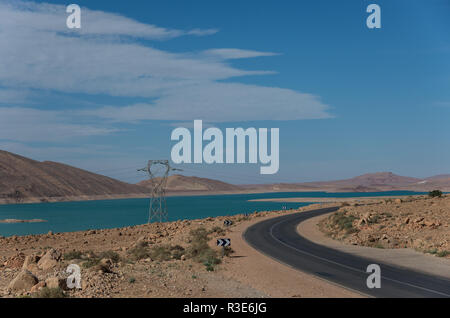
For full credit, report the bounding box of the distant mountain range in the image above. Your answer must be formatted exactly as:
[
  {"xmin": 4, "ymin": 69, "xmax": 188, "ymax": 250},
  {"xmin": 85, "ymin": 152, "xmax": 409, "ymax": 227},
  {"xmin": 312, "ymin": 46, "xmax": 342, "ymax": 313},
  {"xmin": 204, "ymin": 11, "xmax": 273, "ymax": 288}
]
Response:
[
  {"xmin": 137, "ymin": 174, "xmax": 240, "ymax": 192},
  {"xmin": 240, "ymin": 172, "xmax": 450, "ymax": 193},
  {"xmin": 0, "ymin": 150, "xmax": 448, "ymax": 204}
]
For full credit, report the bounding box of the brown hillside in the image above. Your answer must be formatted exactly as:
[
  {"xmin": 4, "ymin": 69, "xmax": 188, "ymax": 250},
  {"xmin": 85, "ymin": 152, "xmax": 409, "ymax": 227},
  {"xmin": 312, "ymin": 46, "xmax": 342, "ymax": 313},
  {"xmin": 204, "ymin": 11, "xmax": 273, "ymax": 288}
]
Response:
[
  {"xmin": 328, "ymin": 172, "xmax": 420, "ymax": 187},
  {"xmin": 0, "ymin": 150, "xmax": 147, "ymax": 202},
  {"xmin": 138, "ymin": 174, "xmax": 241, "ymax": 192}
]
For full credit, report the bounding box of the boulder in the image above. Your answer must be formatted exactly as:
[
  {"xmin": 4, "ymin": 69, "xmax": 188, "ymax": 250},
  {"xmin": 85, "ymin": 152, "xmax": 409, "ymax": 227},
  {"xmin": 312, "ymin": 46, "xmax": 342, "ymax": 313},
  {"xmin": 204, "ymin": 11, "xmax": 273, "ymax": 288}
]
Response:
[
  {"xmin": 8, "ymin": 270, "xmax": 39, "ymax": 292},
  {"xmin": 30, "ymin": 281, "xmax": 46, "ymax": 293},
  {"xmin": 45, "ymin": 277, "xmax": 68, "ymax": 290},
  {"xmin": 37, "ymin": 248, "xmax": 62, "ymax": 270},
  {"xmin": 22, "ymin": 254, "xmax": 40, "ymax": 272}
]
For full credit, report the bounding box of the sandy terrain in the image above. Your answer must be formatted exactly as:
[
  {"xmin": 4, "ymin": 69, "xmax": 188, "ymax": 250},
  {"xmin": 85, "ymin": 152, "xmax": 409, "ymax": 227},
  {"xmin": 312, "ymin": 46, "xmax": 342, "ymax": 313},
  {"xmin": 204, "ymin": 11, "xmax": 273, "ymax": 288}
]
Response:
[
  {"xmin": 318, "ymin": 195, "xmax": 450, "ymax": 259},
  {"xmin": 0, "ymin": 204, "xmax": 359, "ymax": 298},
  {"xmin": 299, "ymin": 214, "xmax": 450, "ymax": 279}
]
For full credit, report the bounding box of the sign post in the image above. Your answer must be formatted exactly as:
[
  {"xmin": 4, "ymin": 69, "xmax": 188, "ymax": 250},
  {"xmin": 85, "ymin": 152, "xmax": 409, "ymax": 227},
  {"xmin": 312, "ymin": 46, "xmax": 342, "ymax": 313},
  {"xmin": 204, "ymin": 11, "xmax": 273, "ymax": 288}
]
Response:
[{"xmin": 216, "ymin": 238, "xmax": 231, "ymax": 257}]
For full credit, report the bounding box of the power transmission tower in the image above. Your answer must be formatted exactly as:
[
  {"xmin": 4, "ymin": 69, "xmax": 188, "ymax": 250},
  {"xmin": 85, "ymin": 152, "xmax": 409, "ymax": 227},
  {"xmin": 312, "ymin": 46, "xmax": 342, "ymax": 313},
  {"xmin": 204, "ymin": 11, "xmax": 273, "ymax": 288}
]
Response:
[{"xmin": 138, "ymin": 160, "xmax": 182, "ymax": 223}]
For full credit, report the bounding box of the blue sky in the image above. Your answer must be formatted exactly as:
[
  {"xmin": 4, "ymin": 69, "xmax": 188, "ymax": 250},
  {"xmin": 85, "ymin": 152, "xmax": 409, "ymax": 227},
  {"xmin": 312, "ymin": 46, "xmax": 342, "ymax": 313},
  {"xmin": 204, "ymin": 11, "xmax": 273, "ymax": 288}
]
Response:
[{"xmin": 0, "ymin": 0, "xmax": 449, "ymax": 184}]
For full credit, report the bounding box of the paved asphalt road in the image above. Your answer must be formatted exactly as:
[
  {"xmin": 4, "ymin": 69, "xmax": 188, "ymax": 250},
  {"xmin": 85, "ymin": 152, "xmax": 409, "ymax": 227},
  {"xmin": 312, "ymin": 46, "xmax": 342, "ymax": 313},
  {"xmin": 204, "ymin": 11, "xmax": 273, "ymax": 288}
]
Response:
[{"xmin": 243, "ymin": 207, "xmax": 450, "ymax": 298}]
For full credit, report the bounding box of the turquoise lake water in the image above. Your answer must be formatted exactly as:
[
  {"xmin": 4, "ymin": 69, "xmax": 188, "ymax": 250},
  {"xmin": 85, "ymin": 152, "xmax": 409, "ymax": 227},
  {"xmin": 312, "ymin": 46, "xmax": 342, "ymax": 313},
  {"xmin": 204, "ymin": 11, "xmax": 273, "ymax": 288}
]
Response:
[{"xmin": 0, "ymin": 191, "xmax": 424, "ymax": 237}]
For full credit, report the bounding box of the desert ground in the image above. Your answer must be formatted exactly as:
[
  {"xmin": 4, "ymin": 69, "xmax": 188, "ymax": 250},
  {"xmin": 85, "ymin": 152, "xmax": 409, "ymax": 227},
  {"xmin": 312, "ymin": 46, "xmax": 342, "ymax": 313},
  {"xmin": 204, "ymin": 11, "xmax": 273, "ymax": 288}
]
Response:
[
  {"xmin": 0, "ymin": 203, "xmax": 359, "ymax": 298},
  {"xmin": 318, "ymin": 195, "xmax": 450, "ymax": 258},
  {"xmin": 1, "ymin": 194, "xmax": 448, "ymax": 298}
]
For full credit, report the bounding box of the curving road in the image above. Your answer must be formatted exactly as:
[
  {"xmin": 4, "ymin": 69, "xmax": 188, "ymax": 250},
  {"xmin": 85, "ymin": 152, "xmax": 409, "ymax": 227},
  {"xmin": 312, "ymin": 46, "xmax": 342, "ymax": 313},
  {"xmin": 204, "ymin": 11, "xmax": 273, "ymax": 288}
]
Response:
[{"xmin": 243, "ymin": 207, "xmax": 450, "ymax": 298}]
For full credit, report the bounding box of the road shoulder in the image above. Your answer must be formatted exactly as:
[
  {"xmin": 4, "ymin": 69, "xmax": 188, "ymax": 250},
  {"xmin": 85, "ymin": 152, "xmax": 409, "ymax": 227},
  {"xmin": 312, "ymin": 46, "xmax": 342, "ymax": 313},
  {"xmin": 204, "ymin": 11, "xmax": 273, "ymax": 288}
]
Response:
[{"xmin": 298, "ymin": 213, "xmax": 450, "ymax": 279}]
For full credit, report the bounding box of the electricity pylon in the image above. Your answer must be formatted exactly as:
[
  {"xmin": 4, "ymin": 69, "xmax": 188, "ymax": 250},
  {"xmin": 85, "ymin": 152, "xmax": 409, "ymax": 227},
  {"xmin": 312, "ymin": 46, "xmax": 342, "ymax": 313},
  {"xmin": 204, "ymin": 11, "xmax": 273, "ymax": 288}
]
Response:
[{"xmin": 138, "ymin": 160, "xmax": 182, "ymax": 223}]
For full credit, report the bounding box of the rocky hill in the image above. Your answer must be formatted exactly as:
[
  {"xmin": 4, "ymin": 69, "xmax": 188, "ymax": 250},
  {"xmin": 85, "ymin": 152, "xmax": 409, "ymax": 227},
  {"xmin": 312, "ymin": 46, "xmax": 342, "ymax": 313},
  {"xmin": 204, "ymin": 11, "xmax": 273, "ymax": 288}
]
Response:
[
  {"xmin": 241, "ymin": 172, "xmax": 450, "ymax": 192},
  {"xmin": 0, "ymin": 150, "xmax": 147, "ymax": 203},
  {"xmin": 138, "ymin": 174, "xmax": 241, "ymax": 193},
  {"xmin": 1, "ymin": 150, "xmax": 449, "ymax": 204}
]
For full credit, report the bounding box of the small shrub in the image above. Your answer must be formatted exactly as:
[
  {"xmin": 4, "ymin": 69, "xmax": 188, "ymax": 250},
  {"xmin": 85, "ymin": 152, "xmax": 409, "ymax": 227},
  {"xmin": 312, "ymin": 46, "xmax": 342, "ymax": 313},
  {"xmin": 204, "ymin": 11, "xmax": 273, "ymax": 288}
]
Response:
[
  {"xmin": 203, "ymin": 253, "xmax": 221, "ymax": 271},
  {"xmin": 128, "ymin": 277, "xmax": 136, "ymax": 284},
  {"xmin": 147, "ymin": 244, "xmax": 186, "ymax": 261},
  {"xmin": 437, "ymin": 250, "xmax": 450, "ymax": 257},
  {"xmin": 170, "ymin": 245, "xmax": 185, "ymax": 260},
  {"xmin": 345, "ymin": 227, "xmax": 359, "ymax": 234},
  {"xmin": 368, "ymin": 215, "xmax": 380, "ymax": 224},
  {"xmin": 149, "ymin": 245, "xmax": 172, "ymax": 261},
  {"xmin": 81, "ymin": 258, "xmax": 100, "ymax": 269},
  {"xmin": 190, "ymin": 227, "xmax": 209, "ymax": 243},
  {"xmin": 425, "ymin": 248, "xmax": 438, "ymax": 255},
  {"xmin": 136, "ymin": 241, "xmax": 148, "ymax": 248},
  {"xmin": 128, "ymin": 245, "xmax": 150, "ymax": 261},
  {"xmin": 98, "ymin": 250, "xmax": 120, "ymax": 263},
  {"xmin": 373, "ymin": 243, "xmax": 384, "ymax": 249},
  {"xmin": 210, "ymin": 226, "xmax": 225, "ymax": 235},
  {"xmin": 428, "ymin": 190, "xmax": 443, "ymax": 198},
  {"xmin": 64, "ymin": 250, "xmax": 83, "ymax": 260},
  {"xmin": 330, "ymin": 212, "xmax": 357, "ymax": 233},
  {"xmin": 223, "ymin": 246, "xmax": 234, "ymax": 257},
  {"xmin": 186, "ymin": 227, "xmax": 221, "ymax": 270}
]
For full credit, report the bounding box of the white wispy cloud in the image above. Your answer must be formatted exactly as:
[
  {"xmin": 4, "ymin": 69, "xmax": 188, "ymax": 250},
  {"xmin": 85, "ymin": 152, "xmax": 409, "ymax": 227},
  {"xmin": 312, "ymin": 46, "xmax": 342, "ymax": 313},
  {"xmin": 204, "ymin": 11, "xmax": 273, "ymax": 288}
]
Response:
[
  {"xmin": 0, "ymin": 107, "xmax": 118, "ymax": 142},
  {"xmin": 0, "ymin": 0, "xmax": 332, "ymax": 144},
  {"xmin": 0, "ymin": 0, "xmax": 217, "ymax": 40},
  {"xmin": 82, "ymin": 83, "xmax": 331, "ymax": 123},
  {"xmin": 203, "ymin": 48, "xmax": 280, "ymax": 60}
]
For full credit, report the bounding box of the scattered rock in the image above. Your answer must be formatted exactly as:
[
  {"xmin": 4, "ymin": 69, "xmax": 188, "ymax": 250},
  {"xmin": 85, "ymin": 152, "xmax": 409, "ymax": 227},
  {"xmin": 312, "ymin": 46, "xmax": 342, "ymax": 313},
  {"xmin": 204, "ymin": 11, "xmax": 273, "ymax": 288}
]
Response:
[
  {"xmin": 45, "ymin": 277, "xmax": 68, "ymax": 290},
  {"xmin": 22, "ymin": 254, "xmax": 40, "ymax": 272},
  {"xmin": 414, "ymin": 217, "xmax": 424, "ymax": 223},
  {"xmin": 8, "ymin": 270, "xmax": 38, "ymax": 292},
  {"xmin": 4, "ymin": 252, "xmax": 26, "ymax": 269},
  {"xmin": 30, "ymin": 281, "xmax": 46, "ymax": 293},
  {"xmin": 37, "ymin": 248, "xmax": 62, "ymax": 270}
]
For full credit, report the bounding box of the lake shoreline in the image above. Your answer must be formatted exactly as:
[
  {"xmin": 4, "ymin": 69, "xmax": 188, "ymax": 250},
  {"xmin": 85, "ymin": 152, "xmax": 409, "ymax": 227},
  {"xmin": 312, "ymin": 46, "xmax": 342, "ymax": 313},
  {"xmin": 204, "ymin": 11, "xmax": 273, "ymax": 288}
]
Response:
[
  {"xmin": 0, "ymin": 190, "xmax": 425, "ymax": 238},
  {"xmin": 0, "ymin": 219, "xmax": 46, "ymax": 224},
  {"xmin": 0, "ymin": 189, "xmax": 426, "ymax": 206},
  {"xmin": 248, "ymin": 195, "xmax": 423, "ymax": 203}
]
